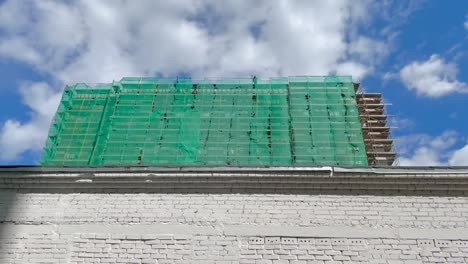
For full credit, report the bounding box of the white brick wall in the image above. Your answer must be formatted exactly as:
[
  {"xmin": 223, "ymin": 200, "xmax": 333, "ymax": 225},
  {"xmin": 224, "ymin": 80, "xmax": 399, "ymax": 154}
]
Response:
[
  {"xmin": 0, "ymin": 233, "xmax": 67, "ymax": 263},
  {"xmin": 1, "ymin": 167, "xmax": 468, "ymax": 263},
  {"xmin": 1, "ymin": 192, "xmax": 468, "ymax": 263},
  {"xmin": 1, "ymin": 193, "xmax": 467, "ymax": 228}
]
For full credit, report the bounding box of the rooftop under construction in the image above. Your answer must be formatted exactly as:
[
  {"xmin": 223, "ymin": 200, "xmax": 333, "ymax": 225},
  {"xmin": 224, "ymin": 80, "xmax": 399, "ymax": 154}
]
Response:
[{"xmin": 41, "ymin": 76, "xmax": 395, "ymax": 166}]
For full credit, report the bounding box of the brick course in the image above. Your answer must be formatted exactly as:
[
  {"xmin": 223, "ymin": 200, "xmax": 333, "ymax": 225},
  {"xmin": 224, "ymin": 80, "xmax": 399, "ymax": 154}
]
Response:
[{"xmin": 2, "ymin": 234, "xmax": 468, "ymax": 263}]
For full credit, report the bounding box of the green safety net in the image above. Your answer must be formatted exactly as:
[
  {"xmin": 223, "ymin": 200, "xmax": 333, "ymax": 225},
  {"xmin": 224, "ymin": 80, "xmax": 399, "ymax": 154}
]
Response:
[{"xmin": 41, "ymin": 76, "xmax": 368, "ymax": 166}]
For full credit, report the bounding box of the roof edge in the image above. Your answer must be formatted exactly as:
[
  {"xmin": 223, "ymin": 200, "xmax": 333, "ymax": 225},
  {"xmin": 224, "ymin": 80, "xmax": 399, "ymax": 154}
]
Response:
[
  {"xmin": 1, "ymin": 166, "xmax": 468, "ymax": 174},
  {"xmin": 1, "ymin": 166, "xmax": 468, "ymax": 196}
]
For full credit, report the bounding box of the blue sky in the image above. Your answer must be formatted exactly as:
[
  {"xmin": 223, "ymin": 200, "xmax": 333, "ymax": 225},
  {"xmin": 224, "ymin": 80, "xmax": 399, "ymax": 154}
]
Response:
[{"xmin": 0, "ymin": 0, "xmax": 467, "ymax": 165}]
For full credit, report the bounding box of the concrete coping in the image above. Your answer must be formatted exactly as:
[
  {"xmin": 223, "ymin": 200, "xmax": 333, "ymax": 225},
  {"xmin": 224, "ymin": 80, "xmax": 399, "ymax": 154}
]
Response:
[
  {"xmin": 1, "ymin": 165, "xmax": 468, "ymax": 174},
  {"xmin": 0, "ymin": 166, "xmax": 467, "ymax": 195}
]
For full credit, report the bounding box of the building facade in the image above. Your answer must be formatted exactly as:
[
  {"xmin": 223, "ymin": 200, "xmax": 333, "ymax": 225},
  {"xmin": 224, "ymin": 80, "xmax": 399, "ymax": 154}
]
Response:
[{"xmin": 0, "ymin": 166, "xmax": 467, "ymax": 263}]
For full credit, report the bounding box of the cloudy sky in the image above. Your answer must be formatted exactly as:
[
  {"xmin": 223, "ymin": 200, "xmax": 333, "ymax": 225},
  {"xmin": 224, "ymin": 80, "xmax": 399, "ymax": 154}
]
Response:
[{"xmin": 0, "ymin": 0, "xmax": 467, "ymax": 165}]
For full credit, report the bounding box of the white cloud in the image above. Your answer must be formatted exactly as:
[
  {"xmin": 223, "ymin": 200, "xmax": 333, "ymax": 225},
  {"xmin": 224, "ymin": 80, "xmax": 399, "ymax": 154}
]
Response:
[
  {"xmin": 429, "ymin": 130, "xmax": 458, "ymax": 150},
  {"xmin": 387, "ymin": 117, "xmax": 414, "ymax": 130},
  {"xmin": 399, "ymin": 54, "xmax": 468, "ymax": 97},
  {"xmin": 450, "ymin": 145, "xmax": 468, "ymax": 166},
  {"xmin": 398, "ymin": 147, "xmax": 444, "ymax": 166},
  {"xmin": 397, "ymin": 131, "xmax": 468, "ymax": 166},
  {"xmin": 0, "ymin": 1, "xmax": 388, "ymax": 81},
  {"xmin": 0, "ymin": 38, "xmax": 42, "ymax": 65},
  {"xmin": 335, "ymin": 62, "xmax": 370, "ymax": 81},
  {"xmin": 348, "ymin": 36, "xmax": 389, "ymax": 64},
  {"xmin": 0, "ymin": 0, "xmax": 394, "ymax": 161},
  {"xmin": 0, "ymin": 83, "xmax": 62, "ymax": 160},
  {"xmin": 382, "ymin": 72, "xmax": 398, "ymax": 80}
]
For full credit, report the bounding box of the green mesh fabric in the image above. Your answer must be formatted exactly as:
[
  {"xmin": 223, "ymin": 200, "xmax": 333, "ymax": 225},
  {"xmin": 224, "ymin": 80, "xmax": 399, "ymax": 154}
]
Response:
[{"xmin": 41, "ymin": 76, "xmax": 368, "ymax": 166}]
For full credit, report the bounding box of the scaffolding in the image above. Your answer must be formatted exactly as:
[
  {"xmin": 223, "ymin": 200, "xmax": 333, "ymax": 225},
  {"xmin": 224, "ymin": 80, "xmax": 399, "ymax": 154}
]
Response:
[
  {"xmin": 355, "ymin": 83, "xmax": 396, "ymax": 166},
  {"xmin": 41, "ymin": 76, "xmax": 370, "ymax": 166}
]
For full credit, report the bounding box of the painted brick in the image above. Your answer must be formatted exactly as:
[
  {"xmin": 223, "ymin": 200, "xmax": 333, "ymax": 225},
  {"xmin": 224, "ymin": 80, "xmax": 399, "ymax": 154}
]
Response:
[{"xmin": 1, "ymin": 191, "xmax": 468, "ymax": 263}]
